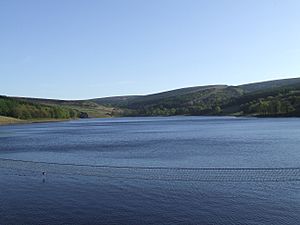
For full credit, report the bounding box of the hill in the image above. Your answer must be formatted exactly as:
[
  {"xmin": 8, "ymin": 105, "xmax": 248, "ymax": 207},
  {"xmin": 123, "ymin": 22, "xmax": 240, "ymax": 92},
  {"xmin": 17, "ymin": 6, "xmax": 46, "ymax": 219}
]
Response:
[
  {"xmin": 91, "ymin": 77, "xmax": 300, "ymax": 117},
  {"xmin": 239, "ymin": 77, "xmax": 300, "ymax": 93},
  {"xmin": 1, "ymin": 77, "xmax": 300, "ymax": 122},
  {"xmin": 12, "ymin": 97, "xmax": 118, "ymax": 118}
]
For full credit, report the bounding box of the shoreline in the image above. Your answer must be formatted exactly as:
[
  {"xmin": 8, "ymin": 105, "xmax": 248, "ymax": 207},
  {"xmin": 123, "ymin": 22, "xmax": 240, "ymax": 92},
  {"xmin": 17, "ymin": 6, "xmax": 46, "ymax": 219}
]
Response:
[
  {"xmin": 0, "ymin": 116, "xmax": 76, "ymax": 126},
  {"xmin": 1, "ymin": 114, "xmax": 300, "ymax": 126}
]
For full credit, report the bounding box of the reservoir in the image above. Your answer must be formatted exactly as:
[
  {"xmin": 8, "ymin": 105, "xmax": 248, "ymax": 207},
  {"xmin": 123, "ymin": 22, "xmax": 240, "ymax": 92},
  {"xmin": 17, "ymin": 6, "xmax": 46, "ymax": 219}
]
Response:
[{"xmin": 0, "ymin": 116, "xmax": 299, "ymax": 225}]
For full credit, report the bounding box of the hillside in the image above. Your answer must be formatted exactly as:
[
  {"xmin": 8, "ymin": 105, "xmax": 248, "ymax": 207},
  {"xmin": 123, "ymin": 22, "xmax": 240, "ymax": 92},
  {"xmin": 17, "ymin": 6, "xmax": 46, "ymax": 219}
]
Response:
[
  {"xmin": 92, "ymin": 85, "xmax": 228, "ymax": 107},
  {"xmin": 0, "ymin": 96, "xmax": 82, "ymax": 120},
  {"xmin": 0, "ymin": 115, "xmax": 24, "ymax": 125},
  {"xmin": 223, "ymin": 81, "xmax": 300, "ymax": 116},
  {"xmin": 1, "ymin": 77, "xmax": 300, "ymax": 122},
  {"xmin": 13, "ymin": 97, "xmax": 118, "ymax": 118},
  {"xmin": 91, "ymin": 77, "xmax": 300, "ymax": 117},
  {"xmin": 239, "ymin": 77, "xmax": 300, "ymax": 93}
]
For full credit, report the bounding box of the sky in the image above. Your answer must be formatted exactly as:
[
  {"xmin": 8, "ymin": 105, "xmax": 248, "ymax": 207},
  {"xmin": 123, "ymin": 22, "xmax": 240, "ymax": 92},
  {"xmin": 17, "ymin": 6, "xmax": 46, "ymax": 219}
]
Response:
[{"xmin": 1, "ymin": 0, "xmax": 300, "ymax": 99}]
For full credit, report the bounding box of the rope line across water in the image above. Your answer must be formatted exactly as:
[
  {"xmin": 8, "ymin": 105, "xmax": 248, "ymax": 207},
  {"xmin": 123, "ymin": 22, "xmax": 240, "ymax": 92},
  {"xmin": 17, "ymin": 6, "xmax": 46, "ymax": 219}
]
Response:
[{"xmin": 0, "ymin": 158, "xmax": 299, "ymax": 182}]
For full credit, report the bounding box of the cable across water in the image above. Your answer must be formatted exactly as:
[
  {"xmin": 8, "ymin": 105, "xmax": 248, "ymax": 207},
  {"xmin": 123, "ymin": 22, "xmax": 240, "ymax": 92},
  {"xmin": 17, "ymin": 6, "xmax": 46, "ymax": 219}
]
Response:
[{"xmin": 0, "ymin": 157, "xmax": 299, "ymax": 182}]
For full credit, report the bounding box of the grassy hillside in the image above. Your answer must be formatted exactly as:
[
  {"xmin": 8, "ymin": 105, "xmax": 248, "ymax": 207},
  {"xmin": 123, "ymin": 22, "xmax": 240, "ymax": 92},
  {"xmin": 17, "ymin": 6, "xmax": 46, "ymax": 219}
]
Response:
[
  {"xmin": 122, "ymin": 86, "xmax": 244, "ymax": 116},
  {"xmin": 91, "ymin": 77, "xmax": 300, "ymax": 117},
  {"xmin": 239, "ymin": 77, "xmax": 300, "ymax": 93},
  {"xmin": 13, "ymin": 97, "xmax": 119, "ymax": 118},
  {"xmin": 1, "ymin": 77, "xmax": 300, "ymax": 121},
  {"xmin": 91, "ymin": 95, "xmax": 142, "ymax": 107},
  {"xmin": 0, "ymin": 115, "xmax": 24, "ymax": 125},
  {"xmin": 92, "ymin": 85, "xmax": 228, "ymax": 107},
  {"xmin": 0, "ymin": 96, "xmax": 80, "ymax": 121}
]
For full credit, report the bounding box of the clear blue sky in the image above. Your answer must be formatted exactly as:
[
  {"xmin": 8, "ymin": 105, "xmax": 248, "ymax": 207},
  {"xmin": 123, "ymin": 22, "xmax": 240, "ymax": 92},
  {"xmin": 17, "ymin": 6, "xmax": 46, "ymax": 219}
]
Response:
[{"xmin": 1, "ymin": 0, "xmax": 300, "ymax": 99}]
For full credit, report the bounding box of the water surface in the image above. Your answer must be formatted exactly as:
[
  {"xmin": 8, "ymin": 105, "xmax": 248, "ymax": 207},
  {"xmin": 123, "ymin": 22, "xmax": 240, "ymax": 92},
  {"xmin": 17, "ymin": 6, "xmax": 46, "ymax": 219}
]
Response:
[{"xmin": 0, "ymin": 116, "xmax": 299, "ymax": 224}]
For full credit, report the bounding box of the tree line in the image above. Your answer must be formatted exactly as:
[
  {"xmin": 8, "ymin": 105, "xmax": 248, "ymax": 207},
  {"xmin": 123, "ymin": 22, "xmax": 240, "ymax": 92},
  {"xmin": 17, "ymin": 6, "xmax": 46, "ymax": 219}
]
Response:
[
  {"xmin": 0, "ymin": 96, "xmax": 80, "ymax": 120},
  {"xmin": 240, "ymin": 94, "xmax": 300, "ymax": 116}
]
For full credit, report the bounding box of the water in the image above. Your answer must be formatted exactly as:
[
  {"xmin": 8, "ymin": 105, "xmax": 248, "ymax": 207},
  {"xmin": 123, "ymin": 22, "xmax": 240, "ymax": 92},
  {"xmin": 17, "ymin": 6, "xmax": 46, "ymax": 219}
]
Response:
[{"xmin": 0, "ymin": 116, "xmax": 299, "ymax": 224}]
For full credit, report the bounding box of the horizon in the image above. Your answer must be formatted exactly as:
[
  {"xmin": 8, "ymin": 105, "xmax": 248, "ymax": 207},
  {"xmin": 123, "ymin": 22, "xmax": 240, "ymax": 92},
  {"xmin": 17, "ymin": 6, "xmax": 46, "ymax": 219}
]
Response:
[{"xmin": 1, "ymin": 0, "xmax": 300, "ymax": 99}]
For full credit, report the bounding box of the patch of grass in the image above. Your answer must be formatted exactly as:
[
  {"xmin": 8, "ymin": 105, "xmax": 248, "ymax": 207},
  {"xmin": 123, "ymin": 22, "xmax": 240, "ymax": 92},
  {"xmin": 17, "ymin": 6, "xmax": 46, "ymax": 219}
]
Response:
[
  {"xmin": 0, "ymin": 116, "xmax": 74, "ymax": 126},
  {"xmin": 65, "ymin": 104, "xmax": 115, "ymax": 117},
  {"xmin": 0, "ymin": 116, "xmax": 24, "ymax": 125}
]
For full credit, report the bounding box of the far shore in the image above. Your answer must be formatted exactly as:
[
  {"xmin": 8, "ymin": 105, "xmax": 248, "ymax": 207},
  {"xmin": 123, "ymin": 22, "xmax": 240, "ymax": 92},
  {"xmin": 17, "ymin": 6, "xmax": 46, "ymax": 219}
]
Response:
[
  {"xmin": 0, "ymin": 116, "xmax": 76, "ymax": 126},
  {"xmin": 1, "ymin": 114, "xmax": 299, "ymax": 126}
]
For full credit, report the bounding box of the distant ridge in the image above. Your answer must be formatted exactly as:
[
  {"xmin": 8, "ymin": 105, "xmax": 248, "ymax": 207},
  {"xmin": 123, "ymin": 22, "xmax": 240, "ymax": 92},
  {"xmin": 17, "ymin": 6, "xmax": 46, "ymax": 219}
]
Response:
[
  {"xmin": 1, "ymin": 77, "xmax": 300, "ymax": 121},
  {"xmin": 239, "ymin": 77, "xmax": 300, "ymax": 93}
]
